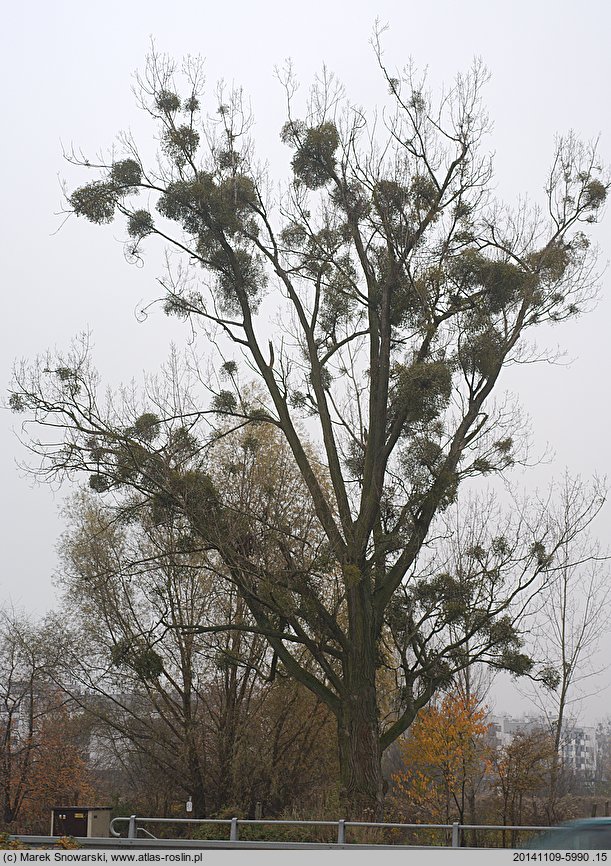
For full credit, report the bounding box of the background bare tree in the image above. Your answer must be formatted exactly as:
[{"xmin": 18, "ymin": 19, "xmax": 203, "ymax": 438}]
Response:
[
  {"xmin": 51, "ymin": 422, "xmax": 338, "ymax": 817},
  {"xmin": 517, "ymin": 476, "xmax": 610, "ymax": 819}
]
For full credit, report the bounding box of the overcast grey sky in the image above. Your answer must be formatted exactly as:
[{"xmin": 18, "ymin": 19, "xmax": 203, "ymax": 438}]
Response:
[{"xmin": 1, "ymin": 0, "xmax": 610, "ymax": 718}]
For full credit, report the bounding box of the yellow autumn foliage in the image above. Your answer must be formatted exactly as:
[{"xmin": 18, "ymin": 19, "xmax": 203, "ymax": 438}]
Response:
[{"xmin": 391, "ymin": 690, "xmax": 492, "ymax": 825}]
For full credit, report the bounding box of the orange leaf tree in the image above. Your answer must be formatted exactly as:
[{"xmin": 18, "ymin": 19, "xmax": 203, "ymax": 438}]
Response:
[
  {"xmin": 16, "ymin": 703, "xmax": 94, "ymax": 835},
  {"xmin": 391, "ymin": 689, "xmax": 491, "ymax": 825},
  {"xmin": 0, "ymin": 613, "xmax": 93, "ymax": 835}
]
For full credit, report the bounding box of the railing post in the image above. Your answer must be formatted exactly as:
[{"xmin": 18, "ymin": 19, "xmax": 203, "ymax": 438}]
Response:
[
  {"xmin": 337, "ymin": 819, "xmax": 345, "ymax": 845},
  {"xmin": 230, "ymin": 817, "xmax": 239, "ymax": 842},
  {"xmin": 127, "ymin": 815, "xmax": 137, "ymax": 839},
  {"xmin": 451, "ymin": 822, "xmax": 460, "ymax": 847}
]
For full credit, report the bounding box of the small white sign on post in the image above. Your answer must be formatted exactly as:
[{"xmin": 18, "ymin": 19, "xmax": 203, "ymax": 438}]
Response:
[{"xmin": 186, "ymin": 797, "xmax": 193, "ymax": 813}]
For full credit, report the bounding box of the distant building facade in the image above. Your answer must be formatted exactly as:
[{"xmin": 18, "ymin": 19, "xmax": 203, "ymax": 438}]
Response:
[{"xmin": 488, "ymin": 714, "xmax": 604, "ymax": 784}]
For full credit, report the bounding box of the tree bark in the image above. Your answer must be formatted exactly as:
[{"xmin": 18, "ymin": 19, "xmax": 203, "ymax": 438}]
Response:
[
  {"xmin": 188, "ymin": 769, "xmax": 207, "ymax": 819},
  {"xmin": 337, "ymin": 584, "xmax": 384, "ymax": 820},
  {"xmin": 185, "ymin": 737, "xmax": 207, "ymax": 818},
  {"xmin": 337, "ymin": 690, "xmax": 384, "ymax": 820}
]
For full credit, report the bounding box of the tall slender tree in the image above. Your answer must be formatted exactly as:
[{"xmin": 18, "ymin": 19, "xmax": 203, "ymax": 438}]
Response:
[{"xmin": 518, "ymin": 477, "xmax": 610, "ymax": 819}]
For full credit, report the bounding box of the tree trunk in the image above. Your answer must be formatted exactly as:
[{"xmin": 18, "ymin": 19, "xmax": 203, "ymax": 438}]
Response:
[
  {"xmin": 337, "ymin": 582, "xmax": 384, "ymax": 821},
  {"xmin": 337, "ymin": 692, "xmax": 384, "ymax": 820},
  {"xmin": 467, "ymin": 787, "xmax": 478, "ymax": 847},
  {"xmin": 548, "ymin": 685, "xmax": 568, "ymax": 823},
  {"xmin": 190, "ymin": 778, "xmax": 207, "ymax": 819},
  {"xmin": 185, "ymin": 738, "xmax": 207, "ymax": 818}
]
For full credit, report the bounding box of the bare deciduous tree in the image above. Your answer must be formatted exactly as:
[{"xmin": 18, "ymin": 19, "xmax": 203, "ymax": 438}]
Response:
[{"xmin": 9, "ymin": 35, "xmax": 609, "ymax": 816}]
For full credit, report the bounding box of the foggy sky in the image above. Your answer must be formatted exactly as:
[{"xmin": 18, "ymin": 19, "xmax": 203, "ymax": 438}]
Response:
[{"xmin": 1, "ymin": 0, "xmax": 610, "ymax": 721}]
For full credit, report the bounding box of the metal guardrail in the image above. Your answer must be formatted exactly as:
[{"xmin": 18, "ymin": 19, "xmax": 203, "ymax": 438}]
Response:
[{"xmin": 108, "ymin": 815, "xmax": 554, "ymax": 847}]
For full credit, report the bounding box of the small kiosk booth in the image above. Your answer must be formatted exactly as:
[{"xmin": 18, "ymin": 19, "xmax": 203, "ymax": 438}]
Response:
[{"xmin": 50, "ymin": 806, "xmax": 112, "ymax": 838}]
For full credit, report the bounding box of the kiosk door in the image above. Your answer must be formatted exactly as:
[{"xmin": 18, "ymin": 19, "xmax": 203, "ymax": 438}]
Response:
[{"xmin": 52, "ymin": 809, "xmax": 88, "ymax": 836}]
